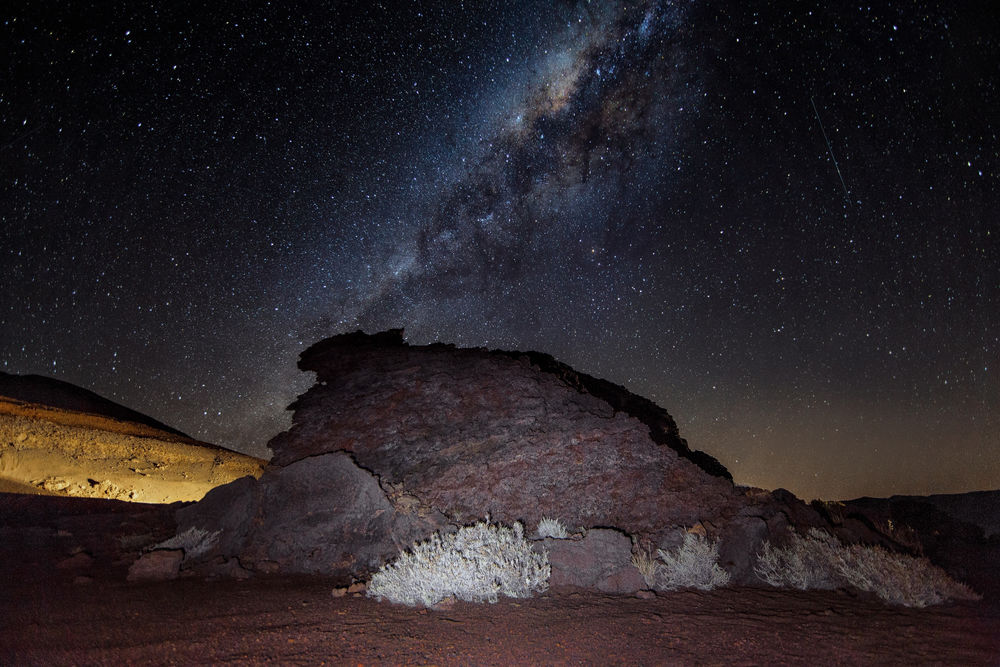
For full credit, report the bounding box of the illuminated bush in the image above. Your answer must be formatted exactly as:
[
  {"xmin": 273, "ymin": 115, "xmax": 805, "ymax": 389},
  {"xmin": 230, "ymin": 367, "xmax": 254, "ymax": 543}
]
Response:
[
  {"xmin": 754, "ymin": 528, "xmax": 839, "ymax": 590},
  {"xmin": 536, "ymin": 517, "xmax": 569, "ymax": 539},
  {"xmin": 155, "ymin": 526, "xmax": 220, "ymax": 560},
  {"xmin": 367, "ymin": 518, "xmax": 550, "ymax": 607},
  {"xmin": 754, "ymin": 528, "xmax": 981, "ymax": 607},
  {"xmin": 653, "ymin": 531, "xmax": 730, "ymax": 591}
]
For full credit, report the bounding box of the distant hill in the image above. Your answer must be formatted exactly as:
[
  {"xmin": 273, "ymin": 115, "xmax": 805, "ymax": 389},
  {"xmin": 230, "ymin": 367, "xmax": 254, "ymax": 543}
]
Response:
[
  {"xmin": 844, "ymin": 490, "xmax": 1000, "ymax": 539},
  {"xmin": 0, "ymin": 371, "xmax": 265, "ymax": 503},
  {"xmin": 0, "ymin": 372, "xmax": 189, "ymax": 439},
  {"xmin": 914, "ymin": 491, "xmax": 1000, "ymax": 538}
]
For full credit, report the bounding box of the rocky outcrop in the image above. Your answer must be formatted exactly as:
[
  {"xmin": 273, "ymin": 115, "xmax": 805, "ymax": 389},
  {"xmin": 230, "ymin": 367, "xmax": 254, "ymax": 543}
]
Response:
[
  {"xmin": 175, "ymin": 453, "xmax": 447, "ymax": 584},
  {"xmin": 268, "ymin": 329, "xmax": 738, "ymax": 535},
  {"xmin": 174, "ymin": 330, "xmax": 827, "ymax": 586}
]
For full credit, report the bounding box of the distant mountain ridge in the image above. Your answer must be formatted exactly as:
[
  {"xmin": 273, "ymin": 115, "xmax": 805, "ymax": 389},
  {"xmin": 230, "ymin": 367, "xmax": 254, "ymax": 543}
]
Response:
[
  {"xmin": 846, "ymin": 490, "xmax": 1000, "ymax": 539},
  {"xmin": 0, "ymin": 372, "xmax": 189, "ymax": 439}
]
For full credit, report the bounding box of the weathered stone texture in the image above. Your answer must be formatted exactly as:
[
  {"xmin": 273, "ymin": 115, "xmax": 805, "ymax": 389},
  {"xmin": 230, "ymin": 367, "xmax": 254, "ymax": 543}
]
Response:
[
  {"xmin": 541, "ymin": 529, "xmax": 645, "ymax": 593},
  {"xmin": 268, "ymin": 330, "xmax": 739, "ymax": 536}
]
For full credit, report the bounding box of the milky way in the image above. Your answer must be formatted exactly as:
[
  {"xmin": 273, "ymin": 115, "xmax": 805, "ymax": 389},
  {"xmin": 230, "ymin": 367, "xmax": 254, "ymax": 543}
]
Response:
[
  {"xmin": 2, "ymin": 1, "xmax": 997, "ymax": 499},
  {"xmin": 342, "ymin": 1, "xmax": 699, "ymax": 333}
]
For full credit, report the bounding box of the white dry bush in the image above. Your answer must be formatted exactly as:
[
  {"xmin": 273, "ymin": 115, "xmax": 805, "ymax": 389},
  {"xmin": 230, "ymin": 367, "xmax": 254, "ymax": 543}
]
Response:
[
  {"xmin": 536, "ymin": 517, "xmax": 569, "ymax": 539},
  {"xmin": 754, "ymin": 528, "xmax": 981, "ymax": 607},
  {"xmin": 754, "ymin": 528, "xmax": 840, "ymax": 590},
  {"xmin": 655, "ymin": 532, "xmax": 731, "ymax": 591},
  {"xmin": 154, "ymin": 526, "xmax": 220, "ymax": 559},
  {"xmin": 367, "ymin": 518, "xmax": 550, "ymax": 607},
  {"xmin": 835, "ymin": 542, "xmax": 980, "ymax": 607}
]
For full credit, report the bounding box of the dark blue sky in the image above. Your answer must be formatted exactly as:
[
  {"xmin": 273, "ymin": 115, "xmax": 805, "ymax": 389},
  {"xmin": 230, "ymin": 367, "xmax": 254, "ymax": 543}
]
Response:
[{"xmin": 3, "ymin": 1, "xmax": 997, "ymax": 499}]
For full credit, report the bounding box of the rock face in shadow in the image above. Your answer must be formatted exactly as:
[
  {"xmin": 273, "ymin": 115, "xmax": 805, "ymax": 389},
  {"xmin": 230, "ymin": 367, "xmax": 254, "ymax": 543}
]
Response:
[
  {"xmin": 833, "ymin": 494, "xmax": 1000, "ymax": 600},
  {"xmin": 0, "ymin": 492, "xmax": 180, "ymax": 585}
]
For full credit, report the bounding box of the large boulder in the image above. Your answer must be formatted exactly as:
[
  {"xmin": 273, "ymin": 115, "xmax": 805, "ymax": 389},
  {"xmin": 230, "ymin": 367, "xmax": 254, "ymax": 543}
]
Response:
[
  {"xmin": 172, "ymin": 330, "xmax": 831, "ymax": 586},
  {"xmin": 542, "ymin": 529, "xmax": 645, "ymax": 593},
  {"xmin": 267, "ymin": 329, "xmax": 739, "ymax": 537},
  {"xmin": 175, "ymin": 452, "xmax": 445, "ymax": 584}
]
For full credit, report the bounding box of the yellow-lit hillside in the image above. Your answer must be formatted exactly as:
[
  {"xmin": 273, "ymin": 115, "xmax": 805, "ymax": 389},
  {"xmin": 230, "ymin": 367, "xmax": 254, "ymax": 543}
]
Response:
[{"xmin": 0, "ymin": 398, "xmax": 265, "ymax": 503}]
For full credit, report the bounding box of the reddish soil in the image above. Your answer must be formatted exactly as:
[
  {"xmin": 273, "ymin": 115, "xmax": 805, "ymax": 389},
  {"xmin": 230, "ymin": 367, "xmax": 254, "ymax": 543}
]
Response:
[
  {"xmin": 3, "ymin": 577, "xmax": 998, "ymax": 665},
  {"xmin": 2, "ymin": 493, "xmax": 998, "ymax": 665}
]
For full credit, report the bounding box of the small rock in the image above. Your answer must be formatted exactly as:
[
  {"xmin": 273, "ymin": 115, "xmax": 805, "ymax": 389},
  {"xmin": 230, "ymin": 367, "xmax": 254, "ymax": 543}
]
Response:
[
  {"xmin": 545, "ymin": 529, "xmax": 645, "ymax": 593},
  {"xmin": 212, "ymin": 557, "xmax": 252, "ymax": 580},
  {"xmin": 331, "ymin": 587, "xmax": 348, "ymax": 598},
  {"xmin": 635, "ymin": 589, "xmax": 657, "ymax": 600},
  {"xmin": 127, "ymin": 549, "xmax": 183, "ymax": 582},
  {"xmin": 255, "ymin": 560, "xmax": 281, "ymax": 574},
  {"xmin": 347, "ymin": 582, "xmax": 367, "ymax": 594}
]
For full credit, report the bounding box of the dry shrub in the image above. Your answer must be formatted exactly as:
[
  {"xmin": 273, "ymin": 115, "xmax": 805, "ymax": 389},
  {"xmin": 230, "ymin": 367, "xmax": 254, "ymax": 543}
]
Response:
[
  {"xmin": 631, "ymin": 548, "xmax": 659, "ymax": 588},
  {"xmin": 155, "ymin": 526, "xmax": 220, "ymax": 559},
  {"xmin": 754, "ymin": 528, "xmax": 839, "ymax": 590},
  {"xmin": 754, "ymin": 528, "xmax": 980, "ymax": 607},
  {"xmin": 654, "ymin": 531, "xmax": 730, "ymax": 591},
  {"xmin": 367, "ymin": 518, "xmax": 550, "ymax": 607},
  {"xmin": 536, "ymin": 517, "xmax": 569, "ymax": 539}
]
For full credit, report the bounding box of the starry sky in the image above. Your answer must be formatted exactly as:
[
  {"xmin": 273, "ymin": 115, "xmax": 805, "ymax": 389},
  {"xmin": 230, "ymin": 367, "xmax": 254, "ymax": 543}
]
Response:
[{"xmin": 2, "ymin": 1, "xmax": 997, "ymax": 501}]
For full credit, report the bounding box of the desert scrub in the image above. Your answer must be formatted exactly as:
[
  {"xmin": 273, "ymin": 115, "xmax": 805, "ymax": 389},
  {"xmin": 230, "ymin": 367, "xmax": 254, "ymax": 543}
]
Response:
[
  {"xmin": 755, "ymin": 528, "xmax": 981, "ymax": 607},
  {"xmin": 754, "ymin": 528, "xmax": 840, "ymax": 591},
  {"xmin": 154, "ymin": 526, "xmax": 220, "ymax": 559},
  {"xmin": 367, "ymin": 518, "xmax": 550, "ymax": 607},
  {"xmin": 630, "ymin": 547, "xmax": 658, "ymax": 588},
  {"xmin": 651, "ymin": 531, "xmax": 730, "ymax": 591},
  {"xmin": 536, "ymin": 517, "xmax": 569, "ymax": 539}
]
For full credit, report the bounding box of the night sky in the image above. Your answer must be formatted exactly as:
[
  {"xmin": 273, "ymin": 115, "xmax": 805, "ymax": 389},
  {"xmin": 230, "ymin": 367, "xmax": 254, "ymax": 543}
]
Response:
[{"xmin": 3, "ymin": 1, "xmax": 997, "ymax": 500}]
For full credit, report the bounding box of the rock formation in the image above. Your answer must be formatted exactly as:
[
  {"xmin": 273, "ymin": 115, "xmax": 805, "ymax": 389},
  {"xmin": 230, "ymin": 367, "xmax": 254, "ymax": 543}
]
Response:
[
  {"xmin": 176, "ymin": 329, "xmax": 826, "ymax": 586},
  {"xmin": 269, "ymin": 329, "xmax": 739, "ymax": 534}
]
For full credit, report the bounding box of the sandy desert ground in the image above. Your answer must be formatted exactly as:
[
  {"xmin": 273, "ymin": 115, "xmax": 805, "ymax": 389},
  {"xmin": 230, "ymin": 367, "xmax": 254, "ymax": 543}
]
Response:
[{"xmin": 4, "ymin": 574, "xmax": 999, "ymax": 665}]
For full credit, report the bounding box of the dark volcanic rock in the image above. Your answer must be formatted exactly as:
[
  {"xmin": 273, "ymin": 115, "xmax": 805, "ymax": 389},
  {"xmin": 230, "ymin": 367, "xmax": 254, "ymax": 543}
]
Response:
[
  {"xmin": 541, "ymin": 529, "xmax": 645, "ymax": 593},
  {"xmin": 268, "ymin": 329, "xmax": 739, "ymax": 536},
  {"xmin": 240, "ymin": 453, "xmax": 445, "ymax": 579},
  {"xmin": 174, "ymin": 475, "xmax": 260, "ymax": 563},
  {"xmin": 127, "ymin": 549, "xmax": 182, "ymax": 582}
]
